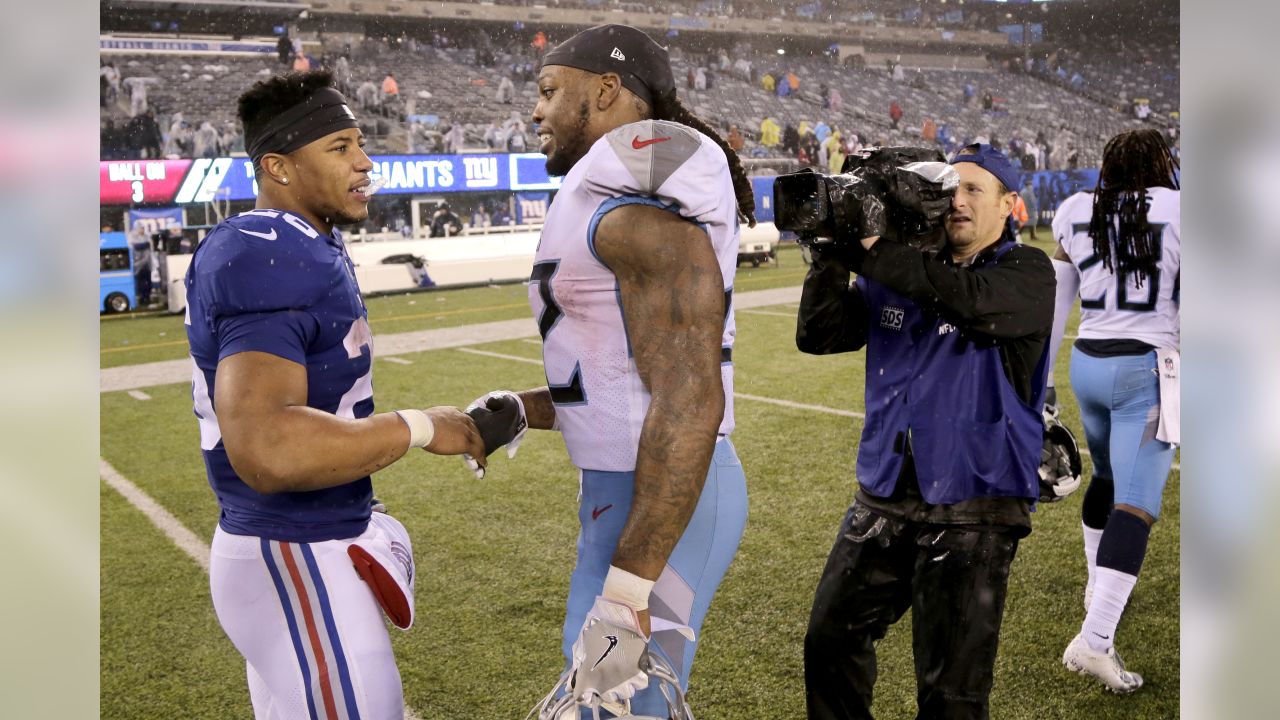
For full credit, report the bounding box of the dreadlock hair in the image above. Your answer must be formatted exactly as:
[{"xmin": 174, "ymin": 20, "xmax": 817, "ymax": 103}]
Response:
[
  {"xmin": 1086, "ymin": 128, "xmax": 1179, "ymax": 288},
  {"xmin": 238, "ymin": 70, "xmax": 337, "ymax": 174},
  {"xmin": 647, "ymin": 89, "xmax": 757, "ymax": 227}
]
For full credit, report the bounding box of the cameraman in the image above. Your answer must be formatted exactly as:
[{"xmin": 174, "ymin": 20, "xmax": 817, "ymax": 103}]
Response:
[{"xmin": 798, "ymin": 144, "xmax": 1055, "ymax": 720}]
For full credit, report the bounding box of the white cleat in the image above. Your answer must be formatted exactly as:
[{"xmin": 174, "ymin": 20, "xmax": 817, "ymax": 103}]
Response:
[{"xmin": 1063, "ymin": 633, "xmax": 1144, "ymax": 694}]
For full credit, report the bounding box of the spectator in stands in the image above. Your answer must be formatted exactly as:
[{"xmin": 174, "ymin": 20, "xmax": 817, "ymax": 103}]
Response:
[
  {"xmin": 293, "ymin": 53, "xmax": 312, "ymax": 72},
  {"xmin": 484, "ymin": 121, "xmax": 503, "ymax": 149},
  {"xmin": 759, "ymin": 116, "xmax": 781, "ymax": 148},
  {"xmin": 694, "ymin": 67, "xmax": 707, "ymax": 91},
  {"xmin": 982, "ymin": 89, "xmax": 994, "ymax": 112},
  {"xmin": 892, "ymin": 60, "xmax": 905, "ymax": 83},
  {"xmin": 220, "ymin": 121, "xmax": 244, "ymax": 155},
  {"xmin": 100, "ymin": 62, "xmax": 120, "ymax": 108},
  {"xmin": 814, "ymin": 120, "xmax": 831, "ymax": 144},
  {"xmin": 470, "ymin": 206, "xmax": 491, "ymax": 228},
  {"xmin": 922, "ymin": 117, "xmax": 937, "ymax": 144},
  {"xmin": 194, "ymin": 121, "xmax": 221, "ymax": 158},
  {"xmin": 829, "ymin": 87, "xmax": 843, "ymax": 113},
  {"xmin": 889, "ymin": 99, "xmax": 903, "ymax": 130},
  {"xmin": 496, "ymin": 75, "xmax": 516, "ymax": 104},
  {"xmin": 357, "ymin": 80, "xmax": 380, "ymax": 112},
  {"xmin": 761, "ymin": 72, "xmax": 776, "ymax": 92},
  {"xmin": 787, "ymin": 70, "xmax": 800, "ymax": 95},
  {"xmin": 123, "ymin": 76, "xmax": 156, "ymax": 117},
  {"xmin": 531, "ymin": 30, "xmax": 547, "ymax": 56},
  {"xmin": 963, "ymin": 81, "xmax": 975, "ymax": 105},
  {"xmin": 100, "ymin": 119, "xmax": 122, "ymax": 159},
  {"xmin": 430, "ymin": 203, "xmax": 463, "ymax": 237},
  {"xmin": 1020, "ymin": 178, "xmax": 1040, "ymax": 240},
  {"xmin": 776, "ymin": 74, "xmax": 792, "ymax": 99},
  {"xmin": 727, "ymin": 125, "xmax": 745, "ymax": 153},
  {"xmin": 801, "ymin": 131, "xmax": 820, "ymax": 169},
  {"xmin": 291, "ymin": 36, "xmax": 303, "ymax": 62},
  {"xmin": 334, "ymin": 54, "xmax": 353, "ymax": 96},
  {"xmin": 782, "ymin": 123, "xmax": 800, "ymax": 157},
  {"xmin": 277, "ymin": 32, "xmax": 292, "ymax": 65},
  {"xmin": 1135, "ymin": 100, "xmax": 1151, "ymax": 122},
  {"xmin": 382, "ymin": 72, "xmax": 399, "ymax": 99},
  {"xmin": 443, "ymin": 122, "xmax": 465, "ymax": 154},
  {"xmin": 407, "ymin": 120, "xmax": 426, "ymax": 154},
  {"xmin": 139, "ymin": 111, "xmax": 164, "ymax": 159},
  {"xmin": 825, "ymin": 131, "xmax": 844, "ymax": 174}
]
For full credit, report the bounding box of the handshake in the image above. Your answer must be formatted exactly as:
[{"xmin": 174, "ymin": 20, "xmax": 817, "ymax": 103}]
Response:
[{"xmin": 460, "ymin": 390, "xmax": 530, "ymax": 479}]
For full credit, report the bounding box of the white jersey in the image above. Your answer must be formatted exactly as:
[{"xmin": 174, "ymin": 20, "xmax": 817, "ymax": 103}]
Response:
[
  {"xmin": 532, "ymin": 119, "xmax": 739, "ymax": 472},
  {"xmin": 1053, "ymin": 187, "xmax": 1180, "ymax": 349}
]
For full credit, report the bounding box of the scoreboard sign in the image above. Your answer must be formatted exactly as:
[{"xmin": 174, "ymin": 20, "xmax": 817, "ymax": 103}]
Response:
[{"xmin": 100, "ymin": 160, "xmax": 195, "ymax": 205}]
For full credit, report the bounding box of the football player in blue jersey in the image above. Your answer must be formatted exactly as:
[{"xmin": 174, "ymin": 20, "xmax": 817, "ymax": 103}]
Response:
[
  {"xmin": 462, "ymin": 24, "xmax": 758, "ymax": 719},
  {"xmin": 185, "ymin": 70, "xmax": 486, "ymax": 719}
]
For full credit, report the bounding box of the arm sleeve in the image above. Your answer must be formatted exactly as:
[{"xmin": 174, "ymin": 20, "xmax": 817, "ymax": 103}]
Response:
[
  {"xmin": 1047, "ymin": 258, "xmax": 1080, "ymax": 389},
  {"xmin": 215, "ymin": 309, "xmax": 320, "ymax": 365},
  {"xmin": 858, "ymin": 241, "xmax": 1056, "ymax": 340},
  {"xmin": 796, "ymin": 256, "xmax": 870, "ymax": 355}
]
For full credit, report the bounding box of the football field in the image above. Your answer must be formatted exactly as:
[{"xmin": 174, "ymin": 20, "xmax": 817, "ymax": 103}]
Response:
[{"xmin": 100, "ymin": 241, "xmax": 1179, "ymax": 719}]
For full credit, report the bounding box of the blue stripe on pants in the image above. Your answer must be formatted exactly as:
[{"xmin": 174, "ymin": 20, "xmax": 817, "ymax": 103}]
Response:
[
  {"xmin": 1069, "ymin": 348, "xmax": 1175, "ymax": 518},
  {"xmin": 561, "ymin": 437, "xmax": 748, "ymax": 718}
]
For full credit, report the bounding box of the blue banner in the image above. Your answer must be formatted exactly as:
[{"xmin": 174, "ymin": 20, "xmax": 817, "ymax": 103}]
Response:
[
  {"xmin": 162, "ymin": 153, "xmax": 563, "ymax": 203},
  {"xmin": 750, "ymin": 176, "xmax": 776, "ymax": 223},
  {"xmin": 126, "ymin": 207, "xmax": 183, "ymax": 236},
  {"xmin": 514, "ymin": 193, "xmax": 551, "ymax": 224}
]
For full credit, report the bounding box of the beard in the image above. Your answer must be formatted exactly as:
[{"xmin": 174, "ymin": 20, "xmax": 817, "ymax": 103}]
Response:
[{"xmin": 544, "ymin": 100, "xmax": 591, "ymax": 177}]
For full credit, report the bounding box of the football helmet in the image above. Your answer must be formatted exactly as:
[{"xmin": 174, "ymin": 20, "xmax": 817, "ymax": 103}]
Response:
[{"xmin": 1039, "ymin": 404, "xmax": 1083, "ymax": 503}]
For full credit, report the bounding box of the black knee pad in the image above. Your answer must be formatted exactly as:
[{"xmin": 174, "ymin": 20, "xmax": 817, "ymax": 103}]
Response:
[
  {"xmin": 1096, "ymin": 509, "xmax": 1151, "ymax": 576},
  {"xmin": 1081, "ymin": 475, "xmax": 1114, "ymax": 529}
]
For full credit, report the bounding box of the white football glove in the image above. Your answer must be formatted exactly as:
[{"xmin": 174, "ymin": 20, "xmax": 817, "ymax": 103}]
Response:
[
  {"xmin": 569, "ymin": 596, "xmax": 650, "ymax": 706},
  {"xmin": 462, "ymin": 390, "xmax": 528, "ymax": 479}
]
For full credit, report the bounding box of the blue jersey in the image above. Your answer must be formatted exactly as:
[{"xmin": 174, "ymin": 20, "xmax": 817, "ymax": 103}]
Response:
[{"xmin": 185, "ymin": 209, "xmax": 375, "ymax": 543}]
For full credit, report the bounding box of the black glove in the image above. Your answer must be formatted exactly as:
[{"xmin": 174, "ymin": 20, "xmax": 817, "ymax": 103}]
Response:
[{"xmin": 464, "ymin": 391, "xmax": 528, "ymax": 458}]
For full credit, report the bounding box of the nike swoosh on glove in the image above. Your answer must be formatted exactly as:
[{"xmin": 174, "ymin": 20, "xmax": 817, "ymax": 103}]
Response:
[
  {"xmin": 462, "ymin": 390, "xmax": 528, "ymax": 478},
  {"xmin": 569, "ymin": 596, "xmax": 650, "ymax": 705}
]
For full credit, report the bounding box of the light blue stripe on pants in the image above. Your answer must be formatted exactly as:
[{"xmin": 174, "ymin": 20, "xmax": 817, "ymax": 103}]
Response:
[
  {"xmin": 561, "ymin": 437, "xmax": 748, "ymax": 718},
  {"xmin": 1069, "ymin": 348, "xmax": 1176, "ymax": 518}
]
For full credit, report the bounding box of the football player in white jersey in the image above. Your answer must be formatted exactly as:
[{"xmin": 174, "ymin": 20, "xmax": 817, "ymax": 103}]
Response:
[
  {"xmin": 187, "ymin": 71, "xmax": 486, "ymax": 719},
  {"xmin": 463, "ymin": 24, "xmax": 756, "ymax": 719},
  {"xmin": 1047, "ymin": 128, "xmax": 1180, "ymax": 693}
]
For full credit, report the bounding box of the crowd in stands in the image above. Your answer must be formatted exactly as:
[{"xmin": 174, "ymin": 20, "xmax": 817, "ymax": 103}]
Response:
[{"xmin": 99, "ymin": 17, "xmax": 1179, "ymax": 171}]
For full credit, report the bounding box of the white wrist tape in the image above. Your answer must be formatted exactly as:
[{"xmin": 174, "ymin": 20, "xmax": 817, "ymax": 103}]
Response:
[
  {"xmin": 602, "ymin": 565, "xmax": 656, "ymax": 611},
  {"xmin": 395, "ymin": 410, "xmax": 436, "ymax": 449}
]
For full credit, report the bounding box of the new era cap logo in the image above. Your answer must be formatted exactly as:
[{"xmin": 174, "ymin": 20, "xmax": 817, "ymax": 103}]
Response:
[{"xmin": 611, "ymin": 47, "xmax": 626, "ymax": 61}]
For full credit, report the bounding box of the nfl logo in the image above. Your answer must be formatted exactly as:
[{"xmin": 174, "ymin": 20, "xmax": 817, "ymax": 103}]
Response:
[{"xmin": 1164, "ymin": 357, "xmax": 1174, "ymax": 372}]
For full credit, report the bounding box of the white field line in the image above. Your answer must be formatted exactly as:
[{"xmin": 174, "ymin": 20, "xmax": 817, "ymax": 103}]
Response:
[
  {"xmin": 382, "ymin": 357, "xmax": 413, "ymax": 365},
  {"xmin": 450, "ymin": 347, "xmax": 1181, "ymax": 471},
  {"xmin": 127, "ymin": 390, "xmax": 152, "ymax": 401},
  {"xmin": 100, "ymin": 458, "xmax": 209, "ymax": 572},
  {"xmin": 455, "ymin": 348, "xmax": 865, "ymax": 419},
  {"xmin": 737, "ymin": 309, "xmax": 797, "ymax": 319},
  {"xmin": 101, "ymin": 458, "xmax": 427, "ymax": 720},
  {"xmin": 521, "ymin": 338, "xmax": 542, "ymax": 345}
]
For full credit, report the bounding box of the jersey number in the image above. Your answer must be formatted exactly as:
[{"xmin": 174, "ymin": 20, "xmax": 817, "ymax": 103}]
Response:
[
  {"xmin": 530, "ymin": 260, "xmax": 586, "ymax": 405},
  {"xmin": 1072, "ymin": 222, "xmax": 1164, "ymax": 313}
]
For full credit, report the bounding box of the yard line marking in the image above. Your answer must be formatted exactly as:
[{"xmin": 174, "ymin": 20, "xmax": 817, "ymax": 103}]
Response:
[
  {"xmin": 127, "ymin": 390, "xmax": 152, "ymax": 401},
  {"xmin": 738, "ymin": 309, "xmax": 796, "ymax": 319},
  {"xmin": 101, "ymin": 338, "xmax": 189, "ymax": 354},
  {"xmin": 521, "ymin": 339, "xmax": 542, "ymax": 345},
  {"xmin": 100, "ymin": 458, "xmax": 209, "ymax": 572},
  {"xmin": 453, "ymin": 349, "xmax": 866, "ymax": 419},
  {"xmin": 101, "ymin": 458, "xmax": 427, "ymax": 720},
  {"xmin": 734, "ymin": 392, "xmax": 865, "ymax": 419},
  {"xmin": 382, "ymin": 357, "xmax": 413, "ymax": 365},
  {"xmin": 457, "ymin": 347, "xmax": 541, "ymax": 365}
]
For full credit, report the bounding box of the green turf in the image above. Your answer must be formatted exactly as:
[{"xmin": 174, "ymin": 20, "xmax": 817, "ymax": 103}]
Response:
[
  {"xmin": 100, "ymin": 262, "xmax": 1178, "ymax": 718},
  {"xmin": 98, "ymin": 246, "xmax": 809, "ymax": 369}
]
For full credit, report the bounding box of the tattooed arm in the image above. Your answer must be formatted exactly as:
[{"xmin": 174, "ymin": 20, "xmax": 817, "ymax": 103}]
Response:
[{"xmin": 594, "ymin": 203, "xmax": 727, "ymax": 634}]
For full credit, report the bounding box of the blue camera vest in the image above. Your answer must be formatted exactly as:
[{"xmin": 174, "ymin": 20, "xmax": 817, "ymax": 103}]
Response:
[{"xmin": 856, "ymin": 241, "xmax": 1048, "ymax": 505}]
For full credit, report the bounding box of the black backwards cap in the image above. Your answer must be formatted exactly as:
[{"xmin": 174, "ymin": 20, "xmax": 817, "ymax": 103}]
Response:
[
  {"xmin": 540, "ymin": 24, "xmax": 675, "ymax": 108},
  {"xmin": 246, "ymin": 86, "xmax": 360, "ymax": 166}
]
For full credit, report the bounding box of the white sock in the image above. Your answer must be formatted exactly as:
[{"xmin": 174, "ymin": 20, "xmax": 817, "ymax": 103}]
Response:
[
  {"xmin": 1082, "ymin": 567, "xmax": 1137, "ymax": 652},
  {"xmin": 1083, "ymin": 523, "xmax": 1104, "ymax": 598}
]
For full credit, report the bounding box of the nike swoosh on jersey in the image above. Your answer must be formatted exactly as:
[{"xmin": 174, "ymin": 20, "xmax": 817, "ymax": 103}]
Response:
[
  {"xmin": 239, "ymin": 227, "xmax": 278, "ymax": 241},
  {"xmin": 591, "ymin": 504, "xmax": 614, "ymax": 521},
  {"xmin": 631, "ymin": 136, "xmax": 671, "ymax": 150}
]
